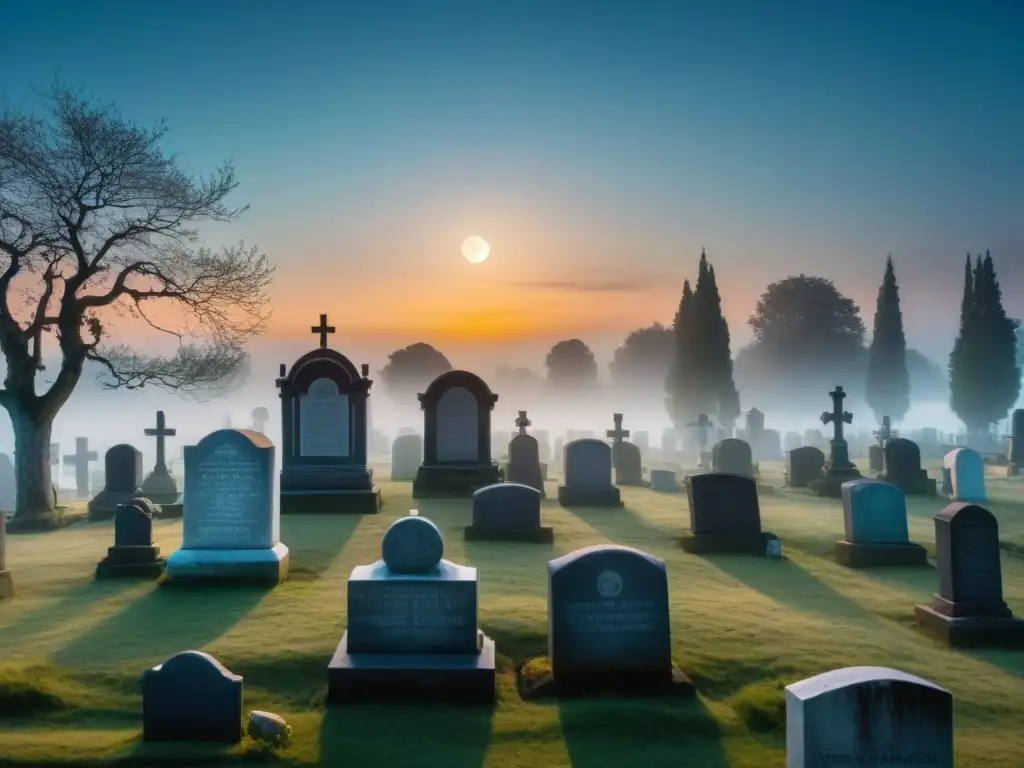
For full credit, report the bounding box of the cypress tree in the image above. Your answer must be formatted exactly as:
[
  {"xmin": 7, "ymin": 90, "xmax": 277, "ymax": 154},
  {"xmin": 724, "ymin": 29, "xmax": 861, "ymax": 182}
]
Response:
[
  {"xmin": 666, "ymin": 279, "xmax": 697, "ymax": 427},
  {"xmin": 703, "ymin": 261, "xmax": 740, "ymax": 425},
  {"xmin": 865, "ymin": 255, "xmax": 910, "ymax": 424}
]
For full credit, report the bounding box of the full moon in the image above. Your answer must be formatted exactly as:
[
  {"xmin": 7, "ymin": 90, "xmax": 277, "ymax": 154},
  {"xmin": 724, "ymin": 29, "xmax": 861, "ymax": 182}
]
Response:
[{"xmin": 461, "ymin": 235, "xmax": 490, "ymax": 264}]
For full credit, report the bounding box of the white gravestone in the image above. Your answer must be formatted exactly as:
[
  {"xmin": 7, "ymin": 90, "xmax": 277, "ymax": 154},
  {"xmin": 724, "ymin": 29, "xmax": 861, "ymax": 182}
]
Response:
[
  {"xmin": 299, "ymin": 378, "xmax": 350, "ymax": 458},
  {"xmin": 436, "ymin": 387, "xmax": 478, "ymax": 462},
  {"xmin": 943, "ymin": 447, "xmax": 986, "ymax": 502}
]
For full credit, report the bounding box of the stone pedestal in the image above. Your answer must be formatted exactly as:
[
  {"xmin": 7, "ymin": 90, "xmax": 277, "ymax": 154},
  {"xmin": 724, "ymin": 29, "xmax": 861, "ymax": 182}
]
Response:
[
  {"xmin": 280, "ymin": 466, "xmax": 380, "ymax": 514},
  {"xmin": 834, "ymin": 541, "xmax": 928, "ymax": 568},
  {"xmin": 140, "ymin": 469, "xmax": 180, "ymax": 505},
  {"xmin": 412, "ymin": 463, "xmax": 502, "ymax": 498},
  {"xmin": 680, "ymin": 530, "xmax": 778, "ymax": 555},
  {"xmin": 166, "ymin": 543, "xmax": 290, "ymax": 586},
  {"xmin": 914, "ymin": 599, "xmax": 1024, "ymax": 648},
  {"xmin": 96, "ymin": 544, "xmax": 166, "ymax": 579}
]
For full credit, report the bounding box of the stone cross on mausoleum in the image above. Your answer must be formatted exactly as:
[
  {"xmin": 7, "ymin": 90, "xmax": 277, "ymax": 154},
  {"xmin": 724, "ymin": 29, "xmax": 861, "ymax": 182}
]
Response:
[{"xmin": 311, "ymin": 313, "xmax": 336, "ymax": 349}]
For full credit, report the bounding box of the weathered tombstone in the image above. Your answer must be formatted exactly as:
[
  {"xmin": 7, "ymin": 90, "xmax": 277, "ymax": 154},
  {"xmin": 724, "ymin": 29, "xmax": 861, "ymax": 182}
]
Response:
[
  {"xmin": 87, "ymin": 444, "xmax": 144, "ymax": 521},
  {"xmin": 413, "ymin": 370, "xmax": 502, "ymax": 497},
  {"xmin": 809, "ymin": 386, "xmax": 862, "ymax": 498},
  {"xmin": 681, "ymin": 473, "xmax": 779, "ymax": 555},
  {"xmin": 545, "ymin": 544, "xmax": 683, "ymax": 695},
  {"xmin": 834, "ymin": 480, "xmax": 927, "ymax": 567},
  {"xmin": 327, "ymin": 513, "xmax": 496, "ymax": 702},
  {"xmin": 649, "ymin": 469, "xmax": 678, "ymax": 493},
  {"xmin": 869, "ymin": 416, "xmax": 894, "ymax": 473},
  {"xmin": 660, "ymin": 428, "xmax": 679, "ymax": 455},
  {"xmin": 607, "ymin": 413, "xmax": 643, "ymax": 486},
  {"xmin": 1008, "ymin": 408, "xmax": 1024, "ymax": 476},
  {"xmin": 166, "ymin": 429, "xmax": 288, "ymax": 585},
  {"xmin": 711, "ymin": 438, "xmax": 754, "ymax": 476},
  {"xmin": 879, "ymin": 437, "xmax": 934, "ymax": 495},
  {"xmin": 0, "ymin": 512, "xmax": 12, "ymax": 598},
  {"xmin": 686, "ymin": 414, "xmax": 714, "ymax": 469},
  {"xmin": 785, "ymin": 666, "xmax": 952, "ymax": 768},
  {"xmin": 914, "ymin": 502, "xmax": 1024, "ymax": 646},
  {"xmin": 506, "ymin": 411, "xmax": 545, "ymax": 495},
  {"xmin": 390, "ymin": 433, "xmax": 422, "ymax": 481},
  {"xmin": 63, "ymin": 437, "xmax": 97, "ymax": 500},
  {"xmin": 802, "ymin": 428, "xmax": 826, "ymax": 449},
  {"xmin": 632, "ymin": 430, "xmax": 649, "ymax": 453},
  {"xmin": 250, "ymin": 406, "xmax": 270, "ymax": 434},
  {"xmin": 0, "ymin": 453, "xmax": 14, "ymax": 511},
  {"xmin": 786, "ymin": 446, "xmax": 825, "ymax": 488},
  {"xmin": 95, "ymin": 499, "xmax": 166, "ymax": 578},
  {"xmin": 142, "ymin": 651, "xmax": 243, "ymax": 742},
  {"xmin": 465, "ymin": 482, "xmax": 552, "ymax": 542},
  {"xmin": 943, "ymin": 448, "xmax": 986, "ymax": 502},
  {"xmin": 557, "ymin": 439, "xmax": 622, "ymax": 507},
  {"xmin": 276, "ymin": 318, "xmax": 381, "ymax": 514},
  {"xmin": 141, "ymin": 410, "xmax": 180, "ymax": 504}
]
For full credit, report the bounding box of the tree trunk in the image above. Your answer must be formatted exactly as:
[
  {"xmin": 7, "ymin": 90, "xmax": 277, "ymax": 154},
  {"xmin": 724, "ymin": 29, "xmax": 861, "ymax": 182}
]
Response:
[{"xmin": 9, "ymin": 404, "xmax": 55, "ymax": 520}]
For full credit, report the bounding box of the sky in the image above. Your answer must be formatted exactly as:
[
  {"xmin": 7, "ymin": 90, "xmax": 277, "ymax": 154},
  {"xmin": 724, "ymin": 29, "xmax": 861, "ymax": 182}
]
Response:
[{"xmin": 3, "ymin": 0, "xmax": 1023, "ymax": 387}]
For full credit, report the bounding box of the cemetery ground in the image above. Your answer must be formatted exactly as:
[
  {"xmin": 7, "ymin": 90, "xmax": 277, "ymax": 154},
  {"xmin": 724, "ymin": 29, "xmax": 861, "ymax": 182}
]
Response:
[{"xmin": 2, "ymin": 463, "xmax": 1024, "ymax": 767}]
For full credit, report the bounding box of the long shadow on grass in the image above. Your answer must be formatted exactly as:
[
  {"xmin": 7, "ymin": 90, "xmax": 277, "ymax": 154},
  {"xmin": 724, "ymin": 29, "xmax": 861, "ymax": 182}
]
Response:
[
  {"xmin": 51, "ymin": 584, "xmax": 270, "ymax": 669},
  {"xmin": 559, "ymin": 695, "xmax": 730, "ymax": 767},
  {"xmin": 320, "ymin": 703, "xmax": 493, "ymax": 768},
  {"xmin": 413, "ymin": 498, "xmax": 473, "ymax": 543},
  {"xmin": 563, "ymin": 505, "xmax": 678, "ymax": 555},
  {"xmin": 278, "ymin": 514, "xmax": 363, "ymax": 581}
]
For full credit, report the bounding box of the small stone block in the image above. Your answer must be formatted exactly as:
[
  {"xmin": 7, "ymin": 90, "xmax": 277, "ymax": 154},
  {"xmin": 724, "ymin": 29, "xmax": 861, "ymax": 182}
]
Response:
[
  {"xmin": 279, "ymin": 488, "xmax": 381, "ymax": 515},
  {"xmin": 834, "ymin": 541, "xmax": 929, "ymax": 568},
  {"xmin": 680, "ymin": 531, "xmax": 780, "ymax": 556},
  {"xmin": 326, "ymin": 630, "xmax": 496, "ymax": 704},
  {"xmin": 463, "ymin": 525, "xmax": 554, "ymax": 543},
  {"xmin": 159, "ymin": 503, "xmax": 183, "ymax": 519},
  {"xmin": 914, "ymin": 604, "xmax": 1024, "ymax": 648}
]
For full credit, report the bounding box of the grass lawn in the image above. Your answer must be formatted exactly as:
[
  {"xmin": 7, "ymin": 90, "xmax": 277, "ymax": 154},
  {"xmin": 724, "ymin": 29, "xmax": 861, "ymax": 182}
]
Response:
[{"xmin": 2, "ymin": 461, "xmax": 1024, "ymax": 767}]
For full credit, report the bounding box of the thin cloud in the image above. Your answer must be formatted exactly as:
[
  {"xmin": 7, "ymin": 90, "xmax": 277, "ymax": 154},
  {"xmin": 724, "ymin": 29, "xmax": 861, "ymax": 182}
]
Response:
[{"xmin": 509, "ymin": 278, "xmax": 660, "ymax": 293}]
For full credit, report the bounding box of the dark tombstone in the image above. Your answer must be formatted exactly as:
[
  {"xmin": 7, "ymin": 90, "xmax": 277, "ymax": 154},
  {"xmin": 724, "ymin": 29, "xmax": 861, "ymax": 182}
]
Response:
[
  {"xmin": 686, "ymin": 414, "xmax": 714, "ymax": 469},
  {"xmin": 87, "ymin": 444, "xmax": 144, "ymax": 522},
  {"xmin": 142, "ymin": 651, "xmax": 243, "ymax": 742},
  {"xmin": 413, "ymin": 370, "xmax": 502, "ymax": 497},
  {"xmin": 141, "ymin": 410, "xmax": 179, "ymax": 504},
  {"xmin": 63, "ymin": 437, "xmax": 97, "ymax": 500},
  {"xmin": 390, "ymin": 433, "xmax": 422, "ymax": 481},
  {"xmin": 465, "ymin": 482, "xmax": 552, "ymax": 542},
  {"xmin": 0, "ymin": 453, "xmax": 14, "ymax": 511},
  {"xmin": 0, "ymin": 512, "xmax": 12, "ymax": 598},
  {"xmin": 711, "ymin": 438, "xmax": 754, "ymax": 476},
  {"xmin": 787, "ymin": 446, "xmax": 825, "ymax": 488},
  {"xmin": 545, "ymin": 544, "xmax": 685, "ymax": 696},
  {"xmin": 606, "ymin": 413, "xmax": 643, "ymax": 486},
  {"xmin": 914, "ymin": 502, "xmax": 1024, "ymax": 647},
  {"xmin": 328, "ymin": 513, "xmax": 496, "ymax": 702},
  {"xmin": 95, "ymin": 499, "xmax": 166, "ymax": 578},
  {"xmin": 557, "ymin": 439, "xmax": 622, "ymax": 507},
  {"xmin": 880, "ymin": 438, "xmax": 935, "ymax": 496},
  {"xmin": 869, "ymin": 416, "xmax": 894, "ymax": 473},
  {"xmin": 1008, "ymin": 408, "xmax": 1024, "ymax": 476},
  {"xmin": 809, "ymin": 386, "xmax": 862, "ymax": 497},
  {"xmin": 506, "ymin": 411, "xmax": 545, "ymax": 495},
  {"xmin": 834, "ymin": 480, "xmax": 927, "ymax": 567},
  {"xmin": 276, "ymin": 318, "xmax": 380, "ymax": 514},
  {"xmin": 681, "ymin": 473, "xmax": 779, "ymax": 555}
]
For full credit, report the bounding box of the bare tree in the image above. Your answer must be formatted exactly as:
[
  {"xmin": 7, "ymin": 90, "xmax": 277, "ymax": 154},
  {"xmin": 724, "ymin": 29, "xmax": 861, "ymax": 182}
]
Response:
[{"xmin": 0, "ymin": 85, "xmax": 273, "ymax": 526}]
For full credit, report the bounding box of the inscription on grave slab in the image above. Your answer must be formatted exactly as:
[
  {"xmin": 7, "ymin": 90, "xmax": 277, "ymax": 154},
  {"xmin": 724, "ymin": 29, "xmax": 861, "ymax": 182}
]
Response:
[{"xmin": 951, "ymin": 524, "xmax": 1001, "ymax": 603}]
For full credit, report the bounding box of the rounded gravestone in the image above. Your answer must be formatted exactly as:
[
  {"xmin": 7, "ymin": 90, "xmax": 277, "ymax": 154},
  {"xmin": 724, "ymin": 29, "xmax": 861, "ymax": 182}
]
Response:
[{"xmin": 381, "ymin": 515, "xmax": 443, "ymax": 573}]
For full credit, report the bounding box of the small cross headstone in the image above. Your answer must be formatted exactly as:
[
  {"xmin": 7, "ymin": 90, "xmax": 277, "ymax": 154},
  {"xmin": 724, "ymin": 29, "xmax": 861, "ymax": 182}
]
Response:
[
  {"xmin": 810, "ymin": 386, "xmax": 862, "ymax": 497},
  {"xmin": 606, "ymin": 413, "xmax": 629, "ymax": 444},
  {"xmin": 141, "ymin": 411, "xmax": 180, "ymax": 504},
  {"xmin": 686, "ymin": 414, "xmax": 713, "ymax": 467},
  {"xmin": 515, "ymin": 410, "xmax": 531, "ymax": 435},
  {"xmin": 311, "ymin": 313, "xmax": 336, "ymax": 349},
  {"xmin": 507, "ymin": 419, "xmax": 545, "ymax": 495},
  {"xmin": 63, "ymin": 437, "xmax": 98, "ymax": 500},
  {"xmin": 144, "ymin": 411, "xmax": 176, "ymax": 473},
  {"xmin": 821, "ymin": 386, "xmax": 853, "ymax": 451}
]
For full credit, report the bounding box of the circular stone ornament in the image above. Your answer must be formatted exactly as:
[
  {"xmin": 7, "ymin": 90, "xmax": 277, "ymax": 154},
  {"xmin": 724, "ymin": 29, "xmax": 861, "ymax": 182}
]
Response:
[{"xmin": 381, "ymin": 515, "xmax": 443, "ymax": 573}]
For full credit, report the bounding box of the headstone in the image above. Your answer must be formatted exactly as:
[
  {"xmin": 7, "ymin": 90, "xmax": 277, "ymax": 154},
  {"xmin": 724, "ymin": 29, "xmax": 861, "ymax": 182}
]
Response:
[
  {"xmin": 390, "ymin": 433, "xmax": 422, "ymax": 481},
  {"xmin": 834, "ymin": 480, "xmax": 927, "ymax": 567},
  {"xmin": 87, "ymin": 444, "xmax": 144, "ymax": 521},
  {"xmin": 660, "ymin": 428, "xmax": 679, "ymax": 455},
  {"xmin": 465, "ymin": 482, "xmax": 552, "ymax": 542},
  {"xmin": 276, "ymin": 323, "xmax": 381, "ymax": 514},
  {"xmin": 165, "ymin": 429, "xmax": 289, "ymax": 585},
  {"xmin": 0, "ymin": 512, "xmax": 12, "ymax": 598},
  {"xmin": 943, "ymin": 448, "xmax": 986, "ymax": 502},
  {"xmin": 869, "ymin": 415, "xmax": 895, "ymax": 473},
  {"xmin": 880, "ymin": 437, "xmax": 935, "ymax": 496},
  {"xmin": 809, "ymin": 386, "xmax": 861, "ymax": 498},
  {"xmin": 63, "ymin": 437, "xmax": 97, "ymax": 499},
  {"xmin": 711, "ymin": 438, "xmax": 754, "ymax": 476},
  {"xmin": 914, "ymin": 502, "xmax": 1024, "ymax": 646},
  {"xmin": 0, "ymin": 453, "xmax": 14, "ymax": 511},
  {"xmin": 95, "ymin": 498, "xmax": 166, "ymax": 578},
  {"xmin": 557, "ymin": 439, "xmax": 622, "ymax": 507},
  {"xmin": 606, "ymin": 413, "xmax": 643, "ymax": 486},
  {"xmin": 327, "ymin": 513, "xmax": 497, "ymax": 702},
  {"xmin": 649, "ymin": 469, "xmax": 677, "ymax": 493},
  {"xmin": 546, "ymin": 544, "xmax": 679, "ymax": 694},
  {"xmin": 413, "ymin": 370, "xmax": 502, "ymax": 497},
  {"xmin": 686, "ymin": 414, "xmax": 714, "ymax": 468},
  {"xmin": 785, "ymin": 666, "xmax": 952, "ymax": 768},
  {"xmin": 250, "ymin": 406, "xmax": 270, "ymax": 434},
  {"xmin": 506, "ymin": 411, "xmax": 545, "ymax": 495},
  {"xmin": 141, "ymin": 410, "xmax": 180, "ymax": 504},
  {"xmin": 143, "ymin": 651, "xmax": 243, "ymax": 742},
  {"xmin": 682, "ymin": 473, "xmax": 779, "ymax": 555},
  {"xmin": 1008, "ymin": 408, "xmax": 1024, "ymax": 476},
  {"xmin": 786, "ymin": 446, "xmax": 825, "ymax": 488}
]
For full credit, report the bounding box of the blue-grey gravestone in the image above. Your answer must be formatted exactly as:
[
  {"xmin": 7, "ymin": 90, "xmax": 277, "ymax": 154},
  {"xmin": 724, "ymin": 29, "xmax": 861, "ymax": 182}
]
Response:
[
  {"xmin": 942, "ymin": 448, "xmax": 986, "ymax": 502},
  {"xmin": 785, "ymin": 666, "xmax": 952, "ymax": 768},
  {"xmin": 465, "ymin": 482, "xmax": 552, "ymax": 542},
  {"xmin": 547, "ymin": 544, "xmax": 671, "ymax": 681},
  {"xmin": 557, "ymin": 439, "xmax": 621, "ymax": 507},
  {"xmin": 166, "ymin": 429, "xmax": 288, "ymax": 585},
  {"xmin": 95, "ymin": 499, "xmax": 165, "ymax": 579},
  {"xmin": 835, "ymin": 480, "xmax": 926, "ymax": 567},
  {"xmin": 142, "ymin": 651, "xmax": 243, "ymax": 743},
  {"xmin": 649, "ymin": 469, "xmax": 677, "ymax": 492}
]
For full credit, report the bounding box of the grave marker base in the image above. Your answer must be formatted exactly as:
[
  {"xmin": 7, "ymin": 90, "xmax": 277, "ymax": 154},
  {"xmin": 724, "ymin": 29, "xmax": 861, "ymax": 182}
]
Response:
[
  {"xmin": 0, "ymin": 569, "xmax": 12, "ymax": 599},
  {"xmin": 280, "ymin": 488, "xmax": 381, "ymax": 515},
  {"xmin": 680, "ymin": 531, "xmax": 779, "ymax": 556},
  {"xmin": 810, "ymin": 467, "xmax": 863, "ymax": 498},
  {"xmin": 556, "ymin": 485, "xmax": 622, "ymax": 508},
  {"xmin": 95, "ymin": 545, "xmax": 166, "ymax": 579},
  {"xmin": 165, "ymin": 542, "xmax": 289, "ymax": 586},
  {"xmin": 875, "ymin": 471, "xmax": 937, "ymax": 497},
  {"xmin": 517, "ymin": 659, "xmax": 694, "ymax": 700},
  {"xmin": 327, "ymin": 630, "xmax": 496, "ymax": 704},
  {"xmin": 834, "ymin": 540, "xmax": 929, "ymax": 568},
  {"xmin": 412, "ymin": 464, "xmax": 502, "ymax": 498},
  {"xmin": 914, "ymin": 604, "xmax": 1024, "ymax": 648},
  {"xmin": 463, "ymin": 524, "xmax": 554, "ymax": 543},
  {"xmin": 87, "ymin": 490, "xmax": 146, "ymax": 522},
  {"xmin": 158, "ymin": 502, "xmax": 183, "ymax": 519}
]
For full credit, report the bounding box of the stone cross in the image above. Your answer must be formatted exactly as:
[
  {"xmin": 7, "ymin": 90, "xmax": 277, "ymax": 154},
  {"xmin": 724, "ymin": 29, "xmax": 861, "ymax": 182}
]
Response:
[
  {"xmin": 821, "ymin": 386, "xmax": 853, "ymax": 443},
  {"xmin": 311, "ymin": 313, "xmax": 336, "ymax": 349},
  {"xmin": 144, "ymin": 410, "xmax": 176, "ymax": 472},
  {"xmin": 63, "ymin": 437, "xmax": 97, "ymax": 498},
  {"xmin": 686, "ymin": 413, "xmax": 714, "ymax": 450},
  {"xmin": 515, "ymin": 410, "xmax": 531, "ymax": 435},
  {"xmin": 873, "ymin": 415, "xmax": 894, "ymax": 447},
  {"xmin": 606, "ymin": 413, "xmax": 630, "ymax": 444}
]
